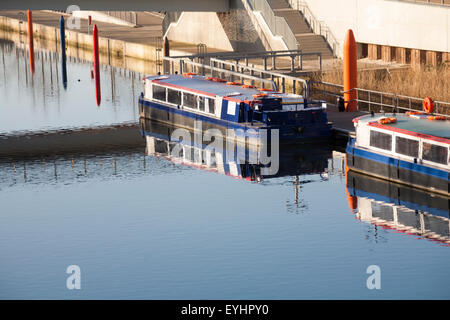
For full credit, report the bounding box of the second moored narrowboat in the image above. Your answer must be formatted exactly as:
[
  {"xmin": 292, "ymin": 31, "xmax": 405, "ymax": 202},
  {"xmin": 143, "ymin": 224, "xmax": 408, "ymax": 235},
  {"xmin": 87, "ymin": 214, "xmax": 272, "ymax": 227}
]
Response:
[{"xmin": 346, "ymin": 112, "xmax": 449, "ymax": 196}]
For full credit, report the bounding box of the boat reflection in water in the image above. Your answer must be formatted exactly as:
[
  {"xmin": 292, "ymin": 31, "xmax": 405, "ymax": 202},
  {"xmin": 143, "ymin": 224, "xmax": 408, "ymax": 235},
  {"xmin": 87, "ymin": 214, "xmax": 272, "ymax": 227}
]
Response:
[
  {"xmin": 139, "ymin": 118, "xmax": 332, "ymax": 182},
  {"xmin": 346, "ymin": 170, "xmax": 450, "ymax": 245}
]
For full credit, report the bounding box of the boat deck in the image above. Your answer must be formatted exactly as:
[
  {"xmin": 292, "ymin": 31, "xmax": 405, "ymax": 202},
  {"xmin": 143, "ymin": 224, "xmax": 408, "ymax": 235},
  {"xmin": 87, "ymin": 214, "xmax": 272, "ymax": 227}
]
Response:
[
  {"xmin": 149, "ymin": 74, "xmax": 297, "ymax": 101},
  {"xmin": 356, "ymin": 113, "xmax": 450, "ymax": 140}
]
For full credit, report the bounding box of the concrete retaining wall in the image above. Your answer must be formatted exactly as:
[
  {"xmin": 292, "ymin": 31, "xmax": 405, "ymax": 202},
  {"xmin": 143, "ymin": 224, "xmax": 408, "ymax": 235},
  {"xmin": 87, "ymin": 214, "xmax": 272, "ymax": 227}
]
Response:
[{"xmin": 0, "ymin": 14, "xmax": 159, "ymax": 62}]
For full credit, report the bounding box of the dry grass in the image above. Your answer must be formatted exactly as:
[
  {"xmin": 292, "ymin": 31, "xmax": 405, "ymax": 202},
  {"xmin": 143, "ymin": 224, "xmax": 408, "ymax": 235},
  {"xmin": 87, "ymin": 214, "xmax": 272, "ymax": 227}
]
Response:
[{"xmin": 312, "ymin": 62, "xmax": 450, "ymax": 103}]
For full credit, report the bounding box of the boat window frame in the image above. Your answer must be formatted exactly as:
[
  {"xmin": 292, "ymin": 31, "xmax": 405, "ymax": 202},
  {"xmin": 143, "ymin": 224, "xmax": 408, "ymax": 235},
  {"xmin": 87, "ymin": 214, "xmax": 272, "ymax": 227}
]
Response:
[
  {"xmin": 167, "ymin": 87, "xmax": 182, "ymax": 106},
  {"xmin": 393, "ymin": 133, "xmax": 420, "ymax": 160},
  {"xmin": 368, "ymin": 128, "xmax": 393, "ymax": 152},
  {"xmin": 420, "ymin": 140, "xmax": 449, "ymax": 167},
  {"xmin": 181, "ymin": 92, "xmax": 217, "ymax": 116},
  {"xmin": 151, "ymin": 83, "xmax": 167, "ymax": 103},
  {"xmin": 150, "ymin": 82, "xmax": 218, "ymax": 117}
]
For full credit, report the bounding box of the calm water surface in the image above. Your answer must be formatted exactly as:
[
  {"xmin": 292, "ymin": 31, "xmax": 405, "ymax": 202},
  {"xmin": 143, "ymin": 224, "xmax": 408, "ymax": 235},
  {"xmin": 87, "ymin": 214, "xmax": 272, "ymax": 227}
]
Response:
[{"xmin": 0, "ymin": 40, "xmax": 449, "ymax": 299}]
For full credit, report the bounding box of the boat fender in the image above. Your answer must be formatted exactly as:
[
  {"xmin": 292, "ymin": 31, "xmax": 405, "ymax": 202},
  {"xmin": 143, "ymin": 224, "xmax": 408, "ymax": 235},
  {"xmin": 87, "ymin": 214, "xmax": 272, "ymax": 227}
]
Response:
[
  {"xmin": 427, "ymin": 115, "xmax": 446, "ymax": 121},
  {"xmin": 253, "ymin": 93, "xmax": 267, "ymax": 99},
  {"xmin": 183, "ymin": 72, "xmax": 197, "ymax": 78},
  {"xmin": 405, "ymin": 111, "xmax": 424, "ymax": 116},
  {"xmin": 378, "ymin": 117, "xmax": 397, "ymax": 124},
  {"xmin": 226, "ymin": 81, "xmax": 242, "ymax": 86},
  {"xmin": 206, "ymin": 77, "xmax": 226, "ymax": 83}
]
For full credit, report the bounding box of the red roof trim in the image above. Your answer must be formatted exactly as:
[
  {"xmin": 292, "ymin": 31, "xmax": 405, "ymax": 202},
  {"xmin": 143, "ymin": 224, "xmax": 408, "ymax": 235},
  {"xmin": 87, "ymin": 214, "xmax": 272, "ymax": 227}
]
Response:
[
  {"xmin": 368, "ymin": 122, "xmax": 450, "ymax": 145},
  {"xmin": 152, "ymin": 80, "xmax": 216, "ymax": 98}
]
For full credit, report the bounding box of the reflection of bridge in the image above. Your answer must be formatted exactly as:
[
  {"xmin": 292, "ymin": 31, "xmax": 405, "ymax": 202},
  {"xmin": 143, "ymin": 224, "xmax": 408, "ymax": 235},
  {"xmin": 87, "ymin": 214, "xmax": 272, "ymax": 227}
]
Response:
[{"xmin": 0, "ymin": 0, "xmax": 230, "ymax": 11}]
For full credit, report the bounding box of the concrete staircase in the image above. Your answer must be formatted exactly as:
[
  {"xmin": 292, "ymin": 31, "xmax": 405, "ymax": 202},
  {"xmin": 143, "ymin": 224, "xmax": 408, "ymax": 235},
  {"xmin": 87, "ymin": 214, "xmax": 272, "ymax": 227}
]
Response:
[{"xmin": 267, "ymin": 0, "xmax": 334, "ymax": 60}]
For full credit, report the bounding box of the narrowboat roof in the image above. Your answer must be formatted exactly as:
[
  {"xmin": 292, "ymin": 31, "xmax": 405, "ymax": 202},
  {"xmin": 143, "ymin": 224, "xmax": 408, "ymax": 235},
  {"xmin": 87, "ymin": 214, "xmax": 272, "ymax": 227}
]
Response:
[
  {"xmin": 145, "ymin": 74, "xmax": 304, "ymax": 102},
  {"xmin": 354, "ymin": 113, "xmax": 450, "ymax": 142}
]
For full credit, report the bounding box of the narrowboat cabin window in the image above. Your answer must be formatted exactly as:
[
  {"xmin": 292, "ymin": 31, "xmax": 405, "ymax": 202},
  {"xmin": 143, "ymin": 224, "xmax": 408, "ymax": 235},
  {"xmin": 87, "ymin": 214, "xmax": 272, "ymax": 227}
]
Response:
[
  {"xmin": 152, "ymin": 85, "xmax": 166, "ymax": 102},
  {"xmin": 167, "ymin": 88, "xmax": 181, "ymax": 105},
  {"xmin": 422, "ymin": 142, "xmax": 448, "ymax": 165},
  {"xmin": 183, "ymin": 92, "xmax": 197, "ymax": 109},
  {"xmin": 395, "ymin": 136, "xmax": 419, "ymax": 158},
  {"xmin": 198, "ymin": 96, "xmax": 206, "ymax": 112},
  {"xmin": 207, "ymin": 98, "xmax": 215, "ymax": 114},
  {"xmin": 370, "ymin": 130, "xmax": 392, "ymax": 151}
]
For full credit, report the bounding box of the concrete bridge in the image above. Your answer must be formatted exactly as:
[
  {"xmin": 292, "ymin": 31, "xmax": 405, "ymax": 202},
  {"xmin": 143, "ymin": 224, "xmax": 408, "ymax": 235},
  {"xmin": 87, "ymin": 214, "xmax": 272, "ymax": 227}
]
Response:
[{"xmin": 0, "ymin": 0, "xmax": 230, "ymax": 11}]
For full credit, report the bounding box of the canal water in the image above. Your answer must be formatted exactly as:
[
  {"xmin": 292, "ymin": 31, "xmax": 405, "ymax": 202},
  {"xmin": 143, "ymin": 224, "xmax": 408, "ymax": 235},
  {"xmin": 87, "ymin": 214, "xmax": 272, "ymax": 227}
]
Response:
[{"xmin": 0, "ymin": 39, "xmax": 449, "ymax": 300}]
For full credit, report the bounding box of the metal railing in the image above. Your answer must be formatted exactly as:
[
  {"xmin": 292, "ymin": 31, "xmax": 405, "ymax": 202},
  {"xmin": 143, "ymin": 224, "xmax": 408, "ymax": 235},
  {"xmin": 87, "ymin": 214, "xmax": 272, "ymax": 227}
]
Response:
[
  {"xmin": 311, "ymin": 81, "xmax": 450, "ymax": 116},
  {"xmin": 163, "ymin": 54, "xmax": 450, "ymax": 116},
  {"xmin": 247, "ymin": 0, "xmax": 298, "ymax": 50},
  {"xmin": 287, "ymin": 0, "xmax": 340, "ymax": 57},
  {"xmin": 171, "ymin": 49, "xmax": 322, "ymax": 73},
  {"xmin": 162, "ymin": 57, "xmax": 278, "ymax": 90},
  {"xmin": 162, "ymin": 12, "xmax": 183, "ymax": 38},
  {"xmin": 210, "ymin": 58, "xmax": 309, "ymax": 97},
  {"xmin": 105, "ymin": 11, "xmax": 138, "ymax": 27},
  {"xmin": 391, "ymin": 0, "xmax": 450, "ymax": 6}
]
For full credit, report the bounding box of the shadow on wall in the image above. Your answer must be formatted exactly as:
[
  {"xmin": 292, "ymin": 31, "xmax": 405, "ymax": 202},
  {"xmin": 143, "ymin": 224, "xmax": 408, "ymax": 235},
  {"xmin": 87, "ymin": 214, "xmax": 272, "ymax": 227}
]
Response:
[{"xmin": 217, "ymin": 0, "xmax": 266, "ymax": 52}]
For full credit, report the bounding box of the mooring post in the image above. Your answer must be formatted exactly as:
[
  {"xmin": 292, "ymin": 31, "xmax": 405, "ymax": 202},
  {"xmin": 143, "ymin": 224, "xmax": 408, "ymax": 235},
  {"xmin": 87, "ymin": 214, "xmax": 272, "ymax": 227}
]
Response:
[
  {"xmin": 93, "ymin": 25, "xmax": 101, "ymax": 106},
  {"xmin": 27, "ymin": 10, "xmax": 35, "ymax": 74},
  {"xmin": 343, "ymin": 29, "xmax": 357, "ymax": 111}
]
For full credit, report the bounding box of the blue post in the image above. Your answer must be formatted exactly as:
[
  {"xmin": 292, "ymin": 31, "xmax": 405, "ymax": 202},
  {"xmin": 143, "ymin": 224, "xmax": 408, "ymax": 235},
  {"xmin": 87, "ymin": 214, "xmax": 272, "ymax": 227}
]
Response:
[{"xmin": 60, "ymin": 16, "xmax": 67, "ymax": 89}]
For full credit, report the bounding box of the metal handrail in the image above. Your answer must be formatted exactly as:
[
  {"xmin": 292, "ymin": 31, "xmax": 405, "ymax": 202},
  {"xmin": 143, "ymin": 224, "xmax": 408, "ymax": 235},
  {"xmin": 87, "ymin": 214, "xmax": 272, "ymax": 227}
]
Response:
[
  {"xmin": 389, "ymin": 0, "xmax": 450, "ymax": 7},
  {"xmin": 162, "ymin": 57, "xmax": 278, "ymax": 90},
  {"xmin": 162, "ymin": 12, "xmax": 183, "ymax": 38},
  {"xmin": 172, "ymin": 49, "xmax": 322, "ymax": 73},
  {"xmin": 247, "ymin": 0, "xmax": 299, "ymax": 50},
  {"xmin": 312, "ymin": 81, "xmax": 450, "ymax": 116},
  {"xmin": 287, "ymin": 0, "xmax": 340, "ymax": 57},
  {"xmin": 172, "ymin": 49, "xmax": 303, "ymax": 60},
  {"xmin": 105, "ymin": 11, "xmax": 138, "ymax": 27},
  {"xmin": 210, "ymin": 58, "xmax": 309, "ymax": 97}
]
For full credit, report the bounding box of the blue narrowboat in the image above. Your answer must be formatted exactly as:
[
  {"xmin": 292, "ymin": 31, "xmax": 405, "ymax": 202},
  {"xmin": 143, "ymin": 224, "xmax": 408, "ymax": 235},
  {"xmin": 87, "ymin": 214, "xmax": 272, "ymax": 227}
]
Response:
[
  {"xmin": 346, "ymin": 113, "xmax": 449, "ymax": 196},
  {"xmin": 138, "ymin": 73, "xmax": 331, "ymax": 145}
]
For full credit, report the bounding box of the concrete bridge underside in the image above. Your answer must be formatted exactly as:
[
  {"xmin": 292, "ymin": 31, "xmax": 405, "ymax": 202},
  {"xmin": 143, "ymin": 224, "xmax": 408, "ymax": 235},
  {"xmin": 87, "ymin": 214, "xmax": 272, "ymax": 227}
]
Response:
[{"xmin": 0, "ymin": 0, "xmax": 230, "ymax": 12}]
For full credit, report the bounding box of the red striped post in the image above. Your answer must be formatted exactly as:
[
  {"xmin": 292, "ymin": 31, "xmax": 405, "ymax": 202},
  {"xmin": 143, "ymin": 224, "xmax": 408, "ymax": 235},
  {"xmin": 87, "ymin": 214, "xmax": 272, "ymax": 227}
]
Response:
[
  {"xmin": 27, "ymin": 10, "xmax": 35, "ymax": 74},
  {"xmin": 93, "ymin": 25, "xmax": 101, "ymax": 106}
]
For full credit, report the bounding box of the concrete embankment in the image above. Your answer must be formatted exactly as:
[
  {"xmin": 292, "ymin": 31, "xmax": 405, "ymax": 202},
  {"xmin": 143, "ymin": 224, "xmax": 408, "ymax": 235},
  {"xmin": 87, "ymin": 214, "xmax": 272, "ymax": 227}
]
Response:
[
  {"xmin": 0, "ymin": 10, "xmax": 164, "ymax": 73},
  {"xmin": 0, "ymin": 123, "xmax": 144, "ymax": 158}
]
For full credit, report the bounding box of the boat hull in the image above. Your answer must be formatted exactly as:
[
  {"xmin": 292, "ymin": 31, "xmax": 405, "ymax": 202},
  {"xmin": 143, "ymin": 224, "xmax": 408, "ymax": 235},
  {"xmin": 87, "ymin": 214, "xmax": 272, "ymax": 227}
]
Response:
[
  {"xmin": 346, "ymin": 138, "xmax": 449, "ymax": 196},
  {"xmin": 138, "ymin": 97, "xmax": 332, "ymax": 145}
]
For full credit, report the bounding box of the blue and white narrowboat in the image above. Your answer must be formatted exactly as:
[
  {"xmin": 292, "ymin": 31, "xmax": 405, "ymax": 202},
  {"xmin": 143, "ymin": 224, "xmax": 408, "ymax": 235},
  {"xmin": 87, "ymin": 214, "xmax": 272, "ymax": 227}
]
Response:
[
  {"xmin": 138, "ymin": 73, "xmax": 331, "ymax": 145},
  {"xmin": 346, "ymin": 113, "xmax": 449, "ymax": 196}
]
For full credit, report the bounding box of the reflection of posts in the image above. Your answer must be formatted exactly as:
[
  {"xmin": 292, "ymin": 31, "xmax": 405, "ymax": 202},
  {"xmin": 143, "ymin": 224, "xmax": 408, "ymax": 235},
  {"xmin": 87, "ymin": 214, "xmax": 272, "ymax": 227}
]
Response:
[
  {"xmin": 27, "ymin": 10, "xmax": 35, "ymax": 74},
  {"xmin": 93, "ymin": 25, "xmax": 101, "ymax": 106},
  {"xmin": 60, "ymin": 16, "xmax": 67, "ymax": 89}
]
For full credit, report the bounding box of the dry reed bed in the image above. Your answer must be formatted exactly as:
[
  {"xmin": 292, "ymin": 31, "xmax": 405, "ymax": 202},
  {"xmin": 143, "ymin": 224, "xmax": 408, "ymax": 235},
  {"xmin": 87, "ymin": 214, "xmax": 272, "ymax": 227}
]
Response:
[{"xmin": 312, "ymin": 63, "xmax": 450, "ymax": 103}]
